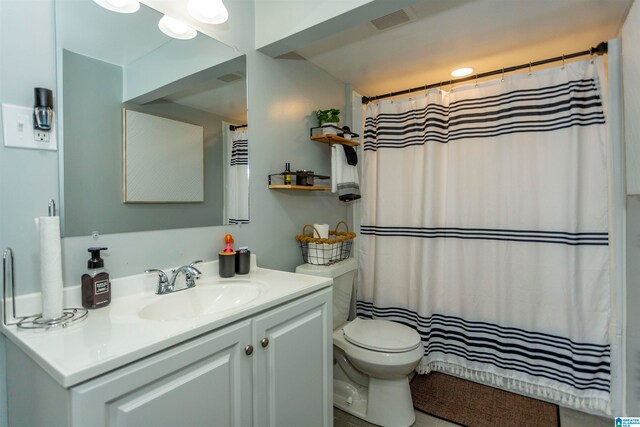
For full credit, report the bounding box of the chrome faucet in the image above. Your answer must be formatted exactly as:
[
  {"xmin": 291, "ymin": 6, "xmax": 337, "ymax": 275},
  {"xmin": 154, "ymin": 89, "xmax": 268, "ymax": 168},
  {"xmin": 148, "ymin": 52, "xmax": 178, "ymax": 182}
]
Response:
[
  {"xmin": 145, "ymin": 260, "xmax": 202, "ymax": 295},
  {"xmin": 169, "ymin": 262, "xmax": 202, "ymax": 289}
]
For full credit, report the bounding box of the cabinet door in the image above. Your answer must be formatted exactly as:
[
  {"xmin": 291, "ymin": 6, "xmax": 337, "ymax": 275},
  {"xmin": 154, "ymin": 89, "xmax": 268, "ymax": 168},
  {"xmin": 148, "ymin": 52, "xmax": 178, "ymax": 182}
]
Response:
[
  {"xmin": 253, "ymin": 288, "xmax": 333, "ymax": 427},
  {"xmin": 71, "ymin": 320, "xmax": 253, "ymax": 427}
]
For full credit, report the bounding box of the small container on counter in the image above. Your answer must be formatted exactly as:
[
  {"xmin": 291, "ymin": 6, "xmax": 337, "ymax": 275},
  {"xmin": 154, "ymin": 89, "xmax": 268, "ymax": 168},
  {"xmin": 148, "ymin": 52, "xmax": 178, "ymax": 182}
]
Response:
[
  {"xmin": 219, "ymin": 251, "xmax": 236, "ymax": 277},
  {"xmin": 219, "ymin": 233, "xmax": 236, "ymax": 277},
  {"xmin": 81, "ymin": 247, "xmax": 111, "ymax": 309},
  {"xmin": 235, "ymin": 247, "xmax": 251, "ymax": 274}
]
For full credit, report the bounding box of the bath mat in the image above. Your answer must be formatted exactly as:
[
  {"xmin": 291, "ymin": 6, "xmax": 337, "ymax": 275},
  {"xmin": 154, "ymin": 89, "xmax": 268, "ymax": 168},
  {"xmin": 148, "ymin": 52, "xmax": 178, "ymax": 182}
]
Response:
[{"xmin": 410, "ymin": 372, "xmax": 559, "ymax": 427}]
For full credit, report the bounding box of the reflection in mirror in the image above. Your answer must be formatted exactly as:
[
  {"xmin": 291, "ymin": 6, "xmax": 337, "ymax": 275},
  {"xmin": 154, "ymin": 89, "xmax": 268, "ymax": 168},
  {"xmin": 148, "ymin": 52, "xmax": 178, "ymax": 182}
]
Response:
[{"xmin": 55, "ymin": 0, "xmax": 248, "ymax": 237}]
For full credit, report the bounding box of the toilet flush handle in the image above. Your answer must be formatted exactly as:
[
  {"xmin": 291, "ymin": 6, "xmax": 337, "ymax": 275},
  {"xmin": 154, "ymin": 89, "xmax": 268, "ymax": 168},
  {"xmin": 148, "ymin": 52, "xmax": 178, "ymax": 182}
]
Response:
[{"xmin": 260, "ymin": 338, "xmax": 269, "ymax": 348}]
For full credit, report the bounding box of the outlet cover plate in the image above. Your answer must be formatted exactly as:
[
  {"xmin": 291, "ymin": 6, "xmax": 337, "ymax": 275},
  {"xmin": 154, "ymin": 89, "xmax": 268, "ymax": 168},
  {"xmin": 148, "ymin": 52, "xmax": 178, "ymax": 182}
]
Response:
[{"xmin": 2, "ymin": 103, "xmax": 57, "ymax": 151}]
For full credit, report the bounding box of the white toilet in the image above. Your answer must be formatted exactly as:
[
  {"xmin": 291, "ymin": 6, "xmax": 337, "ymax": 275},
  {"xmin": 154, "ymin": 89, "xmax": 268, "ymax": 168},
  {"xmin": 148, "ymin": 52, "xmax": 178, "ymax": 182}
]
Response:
[{"xmin": 296, "ymin": 258, "xmax": 423, "ymax": 427}]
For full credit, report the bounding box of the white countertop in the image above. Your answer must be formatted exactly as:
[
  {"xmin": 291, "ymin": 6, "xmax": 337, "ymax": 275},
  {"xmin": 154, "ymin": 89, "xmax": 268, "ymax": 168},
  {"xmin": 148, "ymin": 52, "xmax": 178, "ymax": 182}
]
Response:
[{"xmin": 1, "ymin": 257, "xmax": 332, "ymax": 388}]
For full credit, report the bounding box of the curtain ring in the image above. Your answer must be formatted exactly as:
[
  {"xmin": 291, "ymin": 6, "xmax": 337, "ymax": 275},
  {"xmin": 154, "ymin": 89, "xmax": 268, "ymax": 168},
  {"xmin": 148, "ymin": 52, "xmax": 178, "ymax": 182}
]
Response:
[
  {"xmin": 501, "ymin": 68, "xmax": 505, "ymax": 82},
  {"xmin": 562, "ymin": 54, "xmax": 565, "ymax": 70},
  {"xmin": 449, "ymin": 79, "xmax": 453, "ymax": 92},
  {"xmin": 474, "ymin": 74, "xmax": 478, "ymax": 88},
  {"xmin": 528, "ymin": 62, "xmax": 532, "ymax": 76}
]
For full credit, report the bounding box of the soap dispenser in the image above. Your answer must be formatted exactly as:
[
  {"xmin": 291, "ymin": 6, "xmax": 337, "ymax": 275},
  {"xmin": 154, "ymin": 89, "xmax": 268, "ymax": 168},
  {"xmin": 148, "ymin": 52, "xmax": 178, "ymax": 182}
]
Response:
[{"xmin": 81, "ymin": 247, "xmax": 111, "ymax": 309}]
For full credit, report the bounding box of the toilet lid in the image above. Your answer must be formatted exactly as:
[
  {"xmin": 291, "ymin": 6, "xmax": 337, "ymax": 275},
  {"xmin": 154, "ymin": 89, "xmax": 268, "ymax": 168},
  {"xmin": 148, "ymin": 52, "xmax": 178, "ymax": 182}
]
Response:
[{"xmin": 342, "ymin": 318, "xmax": 421, "ymax": 353}]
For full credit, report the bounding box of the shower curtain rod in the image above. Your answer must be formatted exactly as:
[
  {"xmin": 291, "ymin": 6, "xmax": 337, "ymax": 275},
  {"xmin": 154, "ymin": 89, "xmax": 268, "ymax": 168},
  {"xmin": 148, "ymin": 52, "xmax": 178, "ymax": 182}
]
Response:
[
  {"xmin": 229, "ymin": 124, "xmax": 248, "ymax": 131},
  {"xmin": 361, "ymin": 41, "xmax": 608, "ymax": 104}
]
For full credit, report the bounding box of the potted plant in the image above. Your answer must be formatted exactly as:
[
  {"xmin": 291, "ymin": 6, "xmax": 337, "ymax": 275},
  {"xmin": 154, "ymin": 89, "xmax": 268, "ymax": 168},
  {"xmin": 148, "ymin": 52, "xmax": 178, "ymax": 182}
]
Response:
[{"xmin": 316, "ymin": 108, "xmax": 340, "ymax": 135}]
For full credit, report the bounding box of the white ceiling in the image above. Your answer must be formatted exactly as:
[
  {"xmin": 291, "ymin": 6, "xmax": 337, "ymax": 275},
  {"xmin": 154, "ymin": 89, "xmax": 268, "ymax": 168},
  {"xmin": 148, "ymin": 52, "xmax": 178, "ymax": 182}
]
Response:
[{"xmin": 295, "ymin": 0, "xmax": 633, "ymax": 97}]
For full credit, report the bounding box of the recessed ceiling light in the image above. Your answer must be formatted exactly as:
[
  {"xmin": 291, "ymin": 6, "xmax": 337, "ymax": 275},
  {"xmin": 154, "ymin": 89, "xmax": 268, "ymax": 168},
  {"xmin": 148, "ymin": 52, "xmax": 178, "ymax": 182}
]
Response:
[
  {"xmin": 93, "ymin": 0, "xmax": 140, "ymax": 14},
  {"xmin": 187, "ymin": 0, "xmax": 229, "ymax": 24},
  {"xmin": 451, "ymin": 67, "xmax": 474, "ymax": 78},
  {"xmin": 158, "ymin": 15, "xmax": 197, "ymax": 40}
]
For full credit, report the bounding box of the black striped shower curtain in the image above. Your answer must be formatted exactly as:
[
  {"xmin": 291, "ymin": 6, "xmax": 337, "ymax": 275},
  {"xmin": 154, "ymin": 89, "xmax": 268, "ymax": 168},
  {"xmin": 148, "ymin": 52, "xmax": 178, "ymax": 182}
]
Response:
[
  {"xmin": 358, "ymin": 59, "xmax": 611, "ymax": 413},
  {"xmin": 225, "ymin": 128, "xmax": 249, "ymax": 224}
]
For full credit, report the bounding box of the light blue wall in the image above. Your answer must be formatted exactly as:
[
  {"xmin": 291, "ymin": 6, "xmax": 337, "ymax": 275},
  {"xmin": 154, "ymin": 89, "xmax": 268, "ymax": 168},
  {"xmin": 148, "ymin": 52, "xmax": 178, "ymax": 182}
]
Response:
[
  {"xmin": 0, "ymin": 1, "xmax": 349, "ymax": 425},
  {"xmin": 1, "ymin": 2, "xmax": 58, "ymax": 425}
]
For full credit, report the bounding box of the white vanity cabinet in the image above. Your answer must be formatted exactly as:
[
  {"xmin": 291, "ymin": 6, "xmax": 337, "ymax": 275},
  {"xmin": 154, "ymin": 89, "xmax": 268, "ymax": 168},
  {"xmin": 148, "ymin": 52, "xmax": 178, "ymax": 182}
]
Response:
[
  {"xmin": 70, "ymin": 319, "xmax": 253, "ymax": 427},
  {"xmin": 5, "ymin": 287, "xmax": 332, "ymax": 427},
  {"xmin": 252, "ymin": 287, "xmax": 332, "ymax": 427}
]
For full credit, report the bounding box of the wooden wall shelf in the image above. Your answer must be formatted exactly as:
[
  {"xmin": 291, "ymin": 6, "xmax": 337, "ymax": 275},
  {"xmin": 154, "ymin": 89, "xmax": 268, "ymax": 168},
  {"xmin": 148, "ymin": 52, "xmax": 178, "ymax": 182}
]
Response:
[
  {"xmin": 310, "ymin": 134, "xmax": 359, "ymax": 147},
  {"xmin": 269, "ymin": 185, "xmax": 331, "ymax": 191}
]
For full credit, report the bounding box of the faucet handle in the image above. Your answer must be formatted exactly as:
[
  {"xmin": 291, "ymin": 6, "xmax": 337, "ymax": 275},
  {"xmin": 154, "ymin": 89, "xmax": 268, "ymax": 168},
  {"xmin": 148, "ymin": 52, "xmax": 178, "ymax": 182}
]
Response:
[
  {"xmin": 145, "ymin": 269, "xmax": 169, "ymax": 282},
  {"xmin": 184, "ymin": 264, "xmax": 202, "ymax": 288},
  {"xmin": 189, "ymin": 260, "xmax": 203, "ymax": 267},
  {"xmin": 145, "ymin": 269, "xmax": 171, "ymax": 294}
]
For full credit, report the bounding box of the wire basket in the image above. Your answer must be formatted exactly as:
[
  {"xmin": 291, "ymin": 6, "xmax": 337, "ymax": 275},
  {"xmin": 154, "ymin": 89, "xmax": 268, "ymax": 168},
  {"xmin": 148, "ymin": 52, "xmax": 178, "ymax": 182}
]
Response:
[{"xmin": 295, "ymin": 221, "xmax": 356, "ymax": 265}]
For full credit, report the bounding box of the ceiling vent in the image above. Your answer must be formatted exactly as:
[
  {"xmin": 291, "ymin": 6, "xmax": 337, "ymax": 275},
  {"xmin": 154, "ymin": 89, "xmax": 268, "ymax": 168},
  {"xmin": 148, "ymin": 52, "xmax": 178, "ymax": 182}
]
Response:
[
  {"xmin": 217, "ymin": 73, "xmax": 244, "ymax": 83},
  {"xmin": 370, "ymin": 9, "xmax": 411, "ymax": 31}
]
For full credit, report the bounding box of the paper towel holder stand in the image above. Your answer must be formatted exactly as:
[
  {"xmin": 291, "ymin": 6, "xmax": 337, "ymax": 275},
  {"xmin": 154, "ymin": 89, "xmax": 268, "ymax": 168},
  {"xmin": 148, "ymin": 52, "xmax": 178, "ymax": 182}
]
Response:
[
  {"xmin": 2, "ymin": 201, "xmax": 88, "ymax": 329},
  {"xmin": 3, "ymin": 247, "xmax": 88, "ymax": 329}
]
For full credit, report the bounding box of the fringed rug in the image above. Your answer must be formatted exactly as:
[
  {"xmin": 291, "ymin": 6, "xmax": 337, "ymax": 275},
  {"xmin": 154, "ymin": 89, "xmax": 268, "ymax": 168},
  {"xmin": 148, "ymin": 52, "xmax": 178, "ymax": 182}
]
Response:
[{"xmin": 410, "ymin": 372, "xmax": 559, "ymax": 427}]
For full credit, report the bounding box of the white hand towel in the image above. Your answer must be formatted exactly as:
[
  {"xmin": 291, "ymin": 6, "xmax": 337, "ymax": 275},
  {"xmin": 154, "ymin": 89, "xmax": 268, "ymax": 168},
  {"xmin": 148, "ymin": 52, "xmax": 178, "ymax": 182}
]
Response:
[
  {"xmin": 331, "ymin": 145, "xmax": 338, "ymax": 193},
  {"xmin": 332, "ymin": 145, "xmax": 361, "ymax": 202}
]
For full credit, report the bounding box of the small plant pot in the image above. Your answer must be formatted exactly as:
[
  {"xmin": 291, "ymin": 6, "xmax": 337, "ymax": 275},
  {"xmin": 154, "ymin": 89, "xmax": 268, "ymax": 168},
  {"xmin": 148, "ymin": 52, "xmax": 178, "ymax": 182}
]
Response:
[{"xmin": 322, "ymin": 123, "xmax": 340, "ymax": 135}]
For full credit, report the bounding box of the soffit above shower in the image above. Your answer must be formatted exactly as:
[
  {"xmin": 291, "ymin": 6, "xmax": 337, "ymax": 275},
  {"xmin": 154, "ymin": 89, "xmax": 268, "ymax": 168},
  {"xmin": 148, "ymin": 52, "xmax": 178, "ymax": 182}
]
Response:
[{"xmin": 294, "ymin": 0, "xmax": 633, "ymax": 97}]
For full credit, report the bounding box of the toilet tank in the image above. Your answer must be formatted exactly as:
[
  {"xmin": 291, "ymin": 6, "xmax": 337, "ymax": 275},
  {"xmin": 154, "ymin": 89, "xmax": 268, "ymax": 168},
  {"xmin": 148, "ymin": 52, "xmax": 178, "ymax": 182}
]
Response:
[{"xmin": 296, "ymin": 258, "xmax": 358, "ymax": 329}]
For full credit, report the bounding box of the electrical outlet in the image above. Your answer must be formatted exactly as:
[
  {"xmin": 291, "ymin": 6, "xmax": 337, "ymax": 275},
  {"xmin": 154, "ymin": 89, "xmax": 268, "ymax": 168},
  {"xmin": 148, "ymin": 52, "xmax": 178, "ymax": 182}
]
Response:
[
  {"xmin": 34, "ymin": 129, "xmax": 50, "ymax": 142},
  {"xmin": 2, "ymin": 103, "xmax": 57, "ymax": 151}
]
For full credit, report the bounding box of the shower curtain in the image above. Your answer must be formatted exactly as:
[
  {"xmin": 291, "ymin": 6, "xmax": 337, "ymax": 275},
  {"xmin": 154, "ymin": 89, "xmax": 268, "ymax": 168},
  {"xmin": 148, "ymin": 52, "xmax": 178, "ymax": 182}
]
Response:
[
  {"xmin": 358, "ymin": 59, "xmax": 611, "ymax": 412},
  {"xmin": 224, "ymin": 127, "xmax": 249, "ymax": 224}
]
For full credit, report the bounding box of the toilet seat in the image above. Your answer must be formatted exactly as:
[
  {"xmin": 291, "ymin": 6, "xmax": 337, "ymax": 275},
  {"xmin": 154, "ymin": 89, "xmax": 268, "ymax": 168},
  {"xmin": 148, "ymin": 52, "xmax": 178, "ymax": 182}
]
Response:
[{"xmin": 341, "ymin": 318, "xmax": 421, "ymax": 353}]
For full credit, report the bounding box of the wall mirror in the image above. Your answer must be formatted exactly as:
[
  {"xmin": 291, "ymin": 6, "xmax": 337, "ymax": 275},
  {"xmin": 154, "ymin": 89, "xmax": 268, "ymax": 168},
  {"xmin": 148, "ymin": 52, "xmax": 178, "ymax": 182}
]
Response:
[{"xmin": 55, "ymin": 0, "xmax": 248, "ymax": 237}]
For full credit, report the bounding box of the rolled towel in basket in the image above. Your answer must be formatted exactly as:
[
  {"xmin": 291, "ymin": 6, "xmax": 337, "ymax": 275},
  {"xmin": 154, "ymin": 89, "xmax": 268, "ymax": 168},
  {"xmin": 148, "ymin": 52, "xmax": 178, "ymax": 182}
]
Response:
[{"xmin": 313, "ymin": 224, "xmax": 329, "ymax": 239}]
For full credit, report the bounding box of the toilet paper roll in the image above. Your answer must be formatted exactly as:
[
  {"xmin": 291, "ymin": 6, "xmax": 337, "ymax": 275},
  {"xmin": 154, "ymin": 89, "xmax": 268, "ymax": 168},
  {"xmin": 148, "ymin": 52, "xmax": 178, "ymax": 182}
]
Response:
[
  {"xmin": 35, "ymin": 216, "xmax": 64, "ymax": 320},
  {"xmin": 313, "ymin": 224, "xmax": 330, "ymax": 239}
]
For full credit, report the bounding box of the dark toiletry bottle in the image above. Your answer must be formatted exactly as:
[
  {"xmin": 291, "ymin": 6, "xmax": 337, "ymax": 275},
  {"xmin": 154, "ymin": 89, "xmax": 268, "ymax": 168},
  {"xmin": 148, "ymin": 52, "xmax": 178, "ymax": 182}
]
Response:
[
  {"xmin": 284, "ymin": 162, "xmax": 292, "ymax": 185},
  {"xmin": 81, "ymin": 247, "xmax": 111, "ymax": 309}
]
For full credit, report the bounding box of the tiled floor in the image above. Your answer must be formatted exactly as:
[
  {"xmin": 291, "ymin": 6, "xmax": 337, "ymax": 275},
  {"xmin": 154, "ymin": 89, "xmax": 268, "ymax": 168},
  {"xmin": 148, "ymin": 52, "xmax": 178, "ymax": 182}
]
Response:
[
  {"xmin": 334, "ymin": 407, "xmax": 459, "ymax": 427},
  {"xmin": 334, "ymin": 406, "xmax": 613, "ymax": 427}
]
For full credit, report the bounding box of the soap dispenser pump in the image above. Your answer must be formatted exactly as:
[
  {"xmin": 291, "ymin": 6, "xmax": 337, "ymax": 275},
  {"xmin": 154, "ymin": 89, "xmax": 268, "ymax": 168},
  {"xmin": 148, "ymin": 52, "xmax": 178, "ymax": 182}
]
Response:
[{"xmin": 81, "ymin": 247, "xmax": 111, "ymax": 309}]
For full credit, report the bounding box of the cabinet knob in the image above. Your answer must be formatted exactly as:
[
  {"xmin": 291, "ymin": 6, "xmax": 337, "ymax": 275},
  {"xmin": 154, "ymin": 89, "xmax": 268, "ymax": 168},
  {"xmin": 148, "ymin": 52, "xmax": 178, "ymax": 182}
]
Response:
[
  {"xmin": 260, "ymin": 338, "xmax": 269, "ymax": 348},
  {"xmin": 244, "ymin": 345, "xmax": 254, "ymax": 356}
]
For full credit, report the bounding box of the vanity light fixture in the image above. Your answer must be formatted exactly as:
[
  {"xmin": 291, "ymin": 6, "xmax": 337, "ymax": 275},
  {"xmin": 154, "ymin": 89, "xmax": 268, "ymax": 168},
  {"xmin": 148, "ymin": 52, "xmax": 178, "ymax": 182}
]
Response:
[
  {"xmin": 158, "ymin": 15, "xmax": 197, "ymax": 40},
  {"xmin": 92, "ymin": 0, "xmax": 140, "ymax": 14},
  {"xmin": 451, "ymin": 67, "xmax": 474, "ymax": 77},
  {"xmin": 187, "ymin": 0, "xmax": 229, "ymax": 24}
]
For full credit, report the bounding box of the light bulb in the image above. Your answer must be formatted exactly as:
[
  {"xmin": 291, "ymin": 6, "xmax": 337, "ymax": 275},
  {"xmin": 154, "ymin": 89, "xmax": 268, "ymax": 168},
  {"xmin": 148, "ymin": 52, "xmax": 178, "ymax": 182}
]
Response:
[
  {"xmin": 451, "ymin": 67, "xmax": 474, "ymax": 77},
  {"xmin": 158, "ymin": 15, "xmax": 197, "ymax": 39},
  {"xmin": 107, "ymin": 0, "xmax": 127, "ymax": 7},
  {"xmin": 188, "ymin": 0, "xmax": 229, "ymax": 24},
  {"xmin": 93, "ymin": 0, "xmax": 140, "ymax": 13}
]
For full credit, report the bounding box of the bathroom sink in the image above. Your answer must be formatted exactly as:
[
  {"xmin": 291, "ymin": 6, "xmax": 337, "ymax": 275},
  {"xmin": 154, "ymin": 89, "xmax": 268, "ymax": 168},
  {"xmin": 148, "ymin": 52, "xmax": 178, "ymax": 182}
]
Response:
[{"xmin": 138, "ymin": 280, "xmax": 264, "ymax": 321}]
